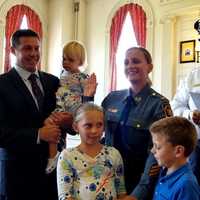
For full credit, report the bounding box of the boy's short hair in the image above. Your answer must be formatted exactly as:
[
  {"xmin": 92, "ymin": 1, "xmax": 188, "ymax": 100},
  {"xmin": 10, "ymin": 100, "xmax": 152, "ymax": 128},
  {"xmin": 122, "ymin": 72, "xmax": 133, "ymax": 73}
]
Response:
[
  {"xmin": 63, "ymin": 40, "xmax": 86, "ymax": 66},
  {"xmin": 150, "ymin": 116, "xmax": 197, "ymax": 157},
  {"xmin": 11, "ymin": 29, "xmax": 40, "ymax": 48}
]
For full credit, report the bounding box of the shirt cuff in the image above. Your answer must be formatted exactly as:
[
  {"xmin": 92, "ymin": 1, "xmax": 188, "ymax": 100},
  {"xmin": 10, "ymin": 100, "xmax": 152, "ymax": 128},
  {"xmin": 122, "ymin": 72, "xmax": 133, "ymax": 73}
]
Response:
[
  {"xmin": 45, "ymin": 152, "xmax": 60, "ymax": 174},
  {"xmin": 37, "ymin": 130, "xmax": 40, "ymax": 144}
]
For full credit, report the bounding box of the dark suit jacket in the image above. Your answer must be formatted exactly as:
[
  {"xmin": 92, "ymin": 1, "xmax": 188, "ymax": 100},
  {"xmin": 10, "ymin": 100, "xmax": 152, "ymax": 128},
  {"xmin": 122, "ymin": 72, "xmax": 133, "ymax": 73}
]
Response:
[{"xmin": 0, "ymin": 68, "xmax": 60, "ymax": 200}]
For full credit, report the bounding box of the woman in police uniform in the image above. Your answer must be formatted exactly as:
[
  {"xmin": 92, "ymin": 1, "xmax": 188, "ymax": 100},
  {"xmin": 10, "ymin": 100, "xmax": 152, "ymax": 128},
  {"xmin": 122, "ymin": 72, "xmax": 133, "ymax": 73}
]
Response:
[{"xmin": 102, "ymin": 47, "xmax": 172, "ymax": 199}]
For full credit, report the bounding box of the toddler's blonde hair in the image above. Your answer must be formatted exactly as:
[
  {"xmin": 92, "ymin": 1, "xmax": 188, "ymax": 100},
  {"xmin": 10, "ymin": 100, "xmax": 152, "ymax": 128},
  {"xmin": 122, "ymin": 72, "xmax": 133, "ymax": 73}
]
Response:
[{"xmin": 63, "ymin": 40, "xmax": 86, "ymax": 66}]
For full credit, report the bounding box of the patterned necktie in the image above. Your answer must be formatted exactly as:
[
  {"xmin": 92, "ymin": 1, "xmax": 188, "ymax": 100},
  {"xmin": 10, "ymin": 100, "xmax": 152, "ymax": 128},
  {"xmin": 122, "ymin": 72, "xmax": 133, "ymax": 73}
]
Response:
[{"xmin": 28, "ymin": 74, "xmax": 44, "ymax": 111}]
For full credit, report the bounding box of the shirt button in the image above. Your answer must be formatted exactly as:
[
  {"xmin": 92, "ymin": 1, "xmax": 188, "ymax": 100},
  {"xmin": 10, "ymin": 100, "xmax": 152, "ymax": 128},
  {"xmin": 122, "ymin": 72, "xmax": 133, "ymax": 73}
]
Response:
[
  {"xmin": 136, "ymin": 124, "xmax": 141, "ymax": 128},
  {"xmin": 152, "ymin": 92, "xmax": 156, "ymax": 96}
]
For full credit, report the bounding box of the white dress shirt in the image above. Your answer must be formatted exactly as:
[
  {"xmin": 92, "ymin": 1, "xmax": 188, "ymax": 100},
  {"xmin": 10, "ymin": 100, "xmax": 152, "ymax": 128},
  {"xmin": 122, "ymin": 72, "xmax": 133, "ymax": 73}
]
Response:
[
  {"xmin": 15, "ymin": 65, "xmax": 44, "ymax": 109},
  {"xmin": 171, "ymin": 67, "xmax": 200, "ymax": 138}
]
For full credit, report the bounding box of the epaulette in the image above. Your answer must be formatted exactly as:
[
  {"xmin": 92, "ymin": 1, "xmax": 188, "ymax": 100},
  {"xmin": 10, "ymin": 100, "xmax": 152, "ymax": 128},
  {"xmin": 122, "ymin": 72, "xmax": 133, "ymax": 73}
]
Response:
[
  {"xmin": 149, "ymin": 90, "xmax": 167, "ymax": 101},
  {"xmin": 150, "ymin": 89, "xmax": 173, "ymax": 117}
]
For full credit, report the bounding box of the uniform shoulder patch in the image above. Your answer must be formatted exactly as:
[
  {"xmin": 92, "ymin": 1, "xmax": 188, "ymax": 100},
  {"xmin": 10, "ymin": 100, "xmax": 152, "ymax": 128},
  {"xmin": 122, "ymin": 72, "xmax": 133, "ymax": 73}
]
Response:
[{"xmin": 150, "ymin": 89, "xmax": 173, "ymax": 117}]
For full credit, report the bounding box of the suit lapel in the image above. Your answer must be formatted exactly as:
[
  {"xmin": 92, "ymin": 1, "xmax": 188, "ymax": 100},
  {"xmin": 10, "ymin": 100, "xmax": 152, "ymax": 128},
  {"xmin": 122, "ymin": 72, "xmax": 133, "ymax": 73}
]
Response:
[
  {"xmin": 8, "ymin": 68, "xmax": 39, "ymax": 113},
  {"xmin": 38, "ymin": 71, "xmax": 47, "ymax": 95}
]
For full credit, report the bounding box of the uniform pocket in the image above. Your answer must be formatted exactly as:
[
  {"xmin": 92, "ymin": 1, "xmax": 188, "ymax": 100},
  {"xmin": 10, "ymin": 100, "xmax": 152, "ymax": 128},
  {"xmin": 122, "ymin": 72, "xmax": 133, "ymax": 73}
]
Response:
[{"xmin": 124, "ymin": 119, "xmax": 151, "ymax": 156}]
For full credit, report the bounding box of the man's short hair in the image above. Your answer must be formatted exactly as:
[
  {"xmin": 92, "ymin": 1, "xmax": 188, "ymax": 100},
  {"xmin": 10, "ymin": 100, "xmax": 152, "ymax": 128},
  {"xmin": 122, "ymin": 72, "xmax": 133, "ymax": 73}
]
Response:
[
  {"xmin": 11, "ymin": 29, "xmax": 40, "ymax": 48},
  {"xmin": 150, "ymin": 116, "xmax": 197, "ymax": 157}
]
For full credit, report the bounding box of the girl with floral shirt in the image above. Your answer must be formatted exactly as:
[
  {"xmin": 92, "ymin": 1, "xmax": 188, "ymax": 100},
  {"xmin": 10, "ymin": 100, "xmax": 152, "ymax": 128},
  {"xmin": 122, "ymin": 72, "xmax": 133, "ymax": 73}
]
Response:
[{"xmin": 57, "ymin": 103, "xmax": 126, "ymax": 200}]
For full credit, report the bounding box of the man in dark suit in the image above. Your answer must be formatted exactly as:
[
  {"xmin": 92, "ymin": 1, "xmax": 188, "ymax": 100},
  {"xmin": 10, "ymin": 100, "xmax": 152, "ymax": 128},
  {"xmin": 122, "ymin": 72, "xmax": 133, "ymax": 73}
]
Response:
[{"xmin": 0, "ymin": 29, "xmax": 72, "ymax": 200}]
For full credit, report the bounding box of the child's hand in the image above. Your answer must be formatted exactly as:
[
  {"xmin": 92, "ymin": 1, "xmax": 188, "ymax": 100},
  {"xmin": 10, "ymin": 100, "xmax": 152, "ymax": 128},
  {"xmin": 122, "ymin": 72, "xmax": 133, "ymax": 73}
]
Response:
[
  {"xmin": 39, "ymin": 125, "xmax": 61, "ymax": 143},
  {"xmin": 83, "ymin": 73, "xmax": 98, "ymax": 96},
  {"xmin": 46, "ymin": 112, "xmax": 73, "ymax": 128},
  {"xmin": 53, "ymin": 112, "xmax": 73, "ymax": 128},
  {"xmin": 44, "ymin": 115, "xmax": 56, "ymax": 125}
]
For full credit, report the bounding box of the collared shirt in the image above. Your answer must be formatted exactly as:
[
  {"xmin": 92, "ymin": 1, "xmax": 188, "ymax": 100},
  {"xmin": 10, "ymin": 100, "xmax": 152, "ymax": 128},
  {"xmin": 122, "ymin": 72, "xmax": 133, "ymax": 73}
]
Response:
[
  {"xmin": 15, "ymin": 65, "xmax": 44, "ymax": 109},
  {"xmin": 103, "ymin": 85, "xmax": 171, "ymax": 152},
  {"xmin": 153, "ymin": 163, "xmax": 200, "ymax": 200}
]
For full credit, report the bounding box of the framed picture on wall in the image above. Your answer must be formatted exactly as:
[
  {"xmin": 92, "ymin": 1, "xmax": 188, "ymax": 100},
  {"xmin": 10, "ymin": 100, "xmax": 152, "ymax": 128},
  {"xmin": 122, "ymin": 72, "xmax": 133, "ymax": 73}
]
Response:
[{"xmin": 180, "ymin": 40, "xmax": 196, "ymax": 63}]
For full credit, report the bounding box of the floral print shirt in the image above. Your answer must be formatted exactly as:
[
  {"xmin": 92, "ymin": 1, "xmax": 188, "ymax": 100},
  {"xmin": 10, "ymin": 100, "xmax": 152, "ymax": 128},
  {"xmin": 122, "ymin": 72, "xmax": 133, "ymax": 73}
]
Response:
[
  {"xmin": 55, "ymin": 70, "xmax": 88, "ymax": 113},
  {"xmin": 57, "ymin": 146, "xmax": 126, "ymax": 200}
]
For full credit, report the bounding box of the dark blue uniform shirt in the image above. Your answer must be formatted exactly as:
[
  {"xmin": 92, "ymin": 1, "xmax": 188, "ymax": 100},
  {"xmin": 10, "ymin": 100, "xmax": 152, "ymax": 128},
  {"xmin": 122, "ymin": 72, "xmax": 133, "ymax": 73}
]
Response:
[{"xmin": 102, "ymin": 84, "xmax": 172, "ymax": 199}]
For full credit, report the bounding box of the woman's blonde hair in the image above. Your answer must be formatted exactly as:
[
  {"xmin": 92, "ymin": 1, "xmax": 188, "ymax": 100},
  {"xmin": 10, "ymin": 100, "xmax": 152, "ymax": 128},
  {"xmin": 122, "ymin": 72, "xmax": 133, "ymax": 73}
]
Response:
[
  {"xmin": 126, "ymin": 47, "xmax": 152, "ymax": 64},
  {"xmin": 63, "ymin": 40, "xmax": 86, "ymax": 66}
]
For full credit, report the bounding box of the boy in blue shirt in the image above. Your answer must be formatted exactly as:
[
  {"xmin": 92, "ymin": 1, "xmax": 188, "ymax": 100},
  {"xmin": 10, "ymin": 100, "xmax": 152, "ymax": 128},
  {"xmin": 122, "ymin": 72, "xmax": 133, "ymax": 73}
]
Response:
[{"xmin": 150, "ymin": 116, "xmax": 200, "ymax": 200}]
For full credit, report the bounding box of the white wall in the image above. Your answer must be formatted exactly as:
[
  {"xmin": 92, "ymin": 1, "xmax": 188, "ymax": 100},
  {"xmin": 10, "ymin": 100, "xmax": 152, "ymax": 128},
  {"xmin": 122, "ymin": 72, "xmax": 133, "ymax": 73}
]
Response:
[
  {"xmin": 157, "ymin": 2, "xmax": 200, "ymax": 98},
  {"xmin": 47, "ymin": 0, "xmax": 74, "ymax": 77},
  {"xmin": 47, "ymin": 0, "xmax": 88, "ymax": 77},
  {"xmin": 175, "ymin": 12, "xmax": 200, "ymax": 89}
]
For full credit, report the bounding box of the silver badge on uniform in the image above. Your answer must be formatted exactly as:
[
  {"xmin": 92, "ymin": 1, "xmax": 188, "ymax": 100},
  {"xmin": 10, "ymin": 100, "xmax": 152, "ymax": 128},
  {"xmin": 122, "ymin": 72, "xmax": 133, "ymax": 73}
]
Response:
[{"xmin": 108, "ymin": 108, "xmax": 118, "ymax": 113}]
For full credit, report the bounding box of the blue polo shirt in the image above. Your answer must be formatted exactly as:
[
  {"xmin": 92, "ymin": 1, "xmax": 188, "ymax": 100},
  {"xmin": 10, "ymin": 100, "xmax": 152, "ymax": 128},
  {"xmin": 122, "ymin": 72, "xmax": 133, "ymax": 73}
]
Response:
[{"xmin": 153, "ymin": 163, "xmax": 200, "ymax": 200}]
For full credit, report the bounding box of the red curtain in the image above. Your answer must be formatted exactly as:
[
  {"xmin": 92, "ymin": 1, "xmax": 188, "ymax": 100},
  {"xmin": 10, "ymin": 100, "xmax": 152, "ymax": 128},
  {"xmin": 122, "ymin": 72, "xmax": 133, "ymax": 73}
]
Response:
[
  {"xmin": 109, "ymin": 3, "xmax": 146, "ymax": 91},
  {"xmin": 4, "ymin": 5, "xmax": 42, "ymax": 72},
  {"xmin": 109, "ymin": 5, "xmax": 129, "ymax": 91},
  {"xmin": 25, "ymin": 7, "xmax": 42, "ymax": 38},
  {"xmin": 4, "ymin": 5, "xmax": 24, "ymax": 72},
  {"xmin": 129, "ymin": 4, "xmax": 146, "ymax": 47}
]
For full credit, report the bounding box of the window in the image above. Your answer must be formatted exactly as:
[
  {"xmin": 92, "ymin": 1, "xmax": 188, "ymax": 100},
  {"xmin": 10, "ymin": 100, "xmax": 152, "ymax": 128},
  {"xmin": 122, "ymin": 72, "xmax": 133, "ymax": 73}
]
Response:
[
  {"xmin": 20, "ymin": 15, "xmax": 28, "ymax": 29},
  {"xmin": 109, "ymin": 3, "xmax": 147, "ymax": 91},
  {"xmin": 116, "ymin": 12, "xmax": 138, "ymax": 90}
]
